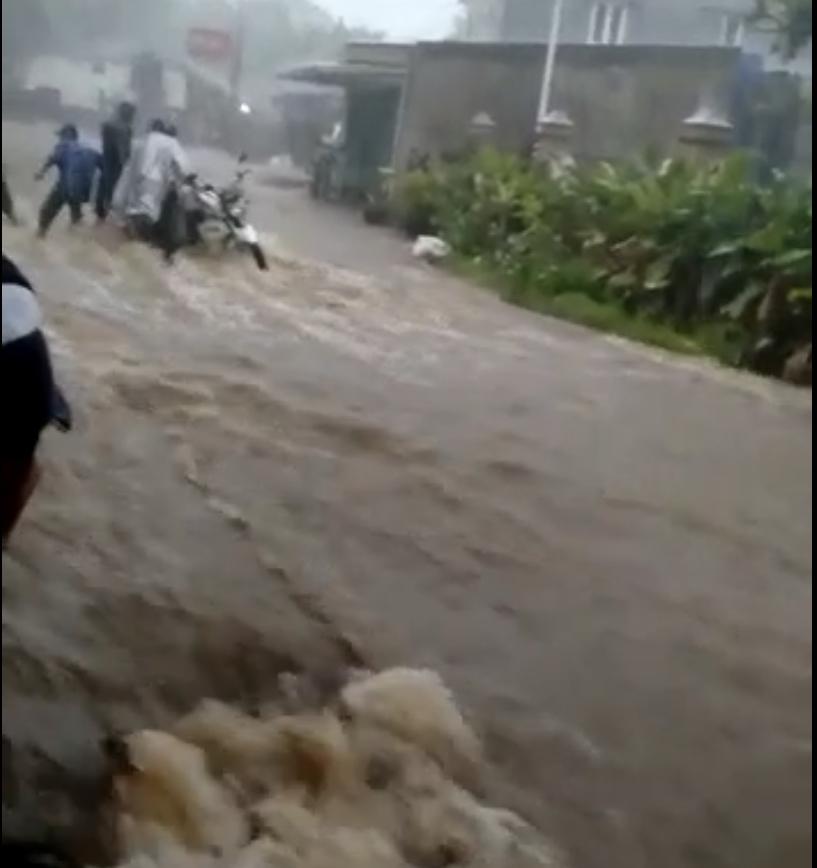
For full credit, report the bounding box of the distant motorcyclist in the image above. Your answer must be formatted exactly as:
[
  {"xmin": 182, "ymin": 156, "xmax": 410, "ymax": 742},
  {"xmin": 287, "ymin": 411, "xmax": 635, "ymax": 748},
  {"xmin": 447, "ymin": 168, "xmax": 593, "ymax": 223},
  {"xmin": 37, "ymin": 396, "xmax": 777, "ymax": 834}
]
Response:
[{"xmin": 2, "ymin": 255, "xmax": 72, "ymax": 544}]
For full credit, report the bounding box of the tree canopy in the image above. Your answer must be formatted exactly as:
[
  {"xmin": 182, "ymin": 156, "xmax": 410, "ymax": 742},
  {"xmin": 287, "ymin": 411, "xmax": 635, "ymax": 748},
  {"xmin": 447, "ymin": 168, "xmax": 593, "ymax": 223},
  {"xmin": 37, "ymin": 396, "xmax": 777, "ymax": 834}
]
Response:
[
  {"xmin": 2, "ymin": 0, "xmax": 381, "ymax": 72},
  {"xmin": 751, "ymin": 0, "xmax": 812, "ymax": 58}
]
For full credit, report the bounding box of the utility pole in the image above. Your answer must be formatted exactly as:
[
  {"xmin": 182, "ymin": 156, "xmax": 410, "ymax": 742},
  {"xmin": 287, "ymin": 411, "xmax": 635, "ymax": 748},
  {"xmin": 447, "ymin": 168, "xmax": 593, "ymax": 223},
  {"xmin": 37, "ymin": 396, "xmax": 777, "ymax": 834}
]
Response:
[
  {"xmin": 538, "ymin": 0, "xmax": 566, "ymax": 122},
  {"xmin": 228, "ymin": 0, "xmax": 246, "ymax": 153},
  {"xmin": 229, "ymin": 0, "xmax": 245, "ymax": 110}
]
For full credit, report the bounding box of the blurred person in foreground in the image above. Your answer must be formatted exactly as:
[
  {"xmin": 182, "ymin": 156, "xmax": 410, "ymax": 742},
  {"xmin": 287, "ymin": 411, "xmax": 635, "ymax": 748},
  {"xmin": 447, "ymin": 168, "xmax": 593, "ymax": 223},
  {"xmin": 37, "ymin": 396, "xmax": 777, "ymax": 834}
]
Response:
[
  {"xmin": 35, "ymin": 124, "xmax": 101, "ymax": 237},
  {"xmin": 2, "ymin": 168, "xmax": 19, "ymax": 224},
  {"xmin": 96, "ymin": 100, "xmax": 136, "ymax": 221},
  {"xmin": 113, "ymin": 119, "xmax": 190, "ymax": 261},
  {"xmin": 2, "ymin": 255, "xmax": 72, "ymax": 545}
]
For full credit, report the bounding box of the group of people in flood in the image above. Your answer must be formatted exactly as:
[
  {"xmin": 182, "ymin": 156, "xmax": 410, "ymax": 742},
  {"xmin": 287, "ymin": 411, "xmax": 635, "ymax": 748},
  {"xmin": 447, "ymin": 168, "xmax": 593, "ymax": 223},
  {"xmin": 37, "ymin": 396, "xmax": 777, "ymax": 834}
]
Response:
[
  {"xmin": 3, "ymin": 102, "xmax": 191, "ymax": 262},
  {"xmin": 2, "ymin": 103, "xmax": 193, "ymax": 549}
]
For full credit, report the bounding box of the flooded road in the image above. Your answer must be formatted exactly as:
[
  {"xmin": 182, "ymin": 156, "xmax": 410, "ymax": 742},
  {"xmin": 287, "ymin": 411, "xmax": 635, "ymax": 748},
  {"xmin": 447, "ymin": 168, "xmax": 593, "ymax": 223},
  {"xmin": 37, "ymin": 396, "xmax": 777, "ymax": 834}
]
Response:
[{"xmin": 2, "ymin": 121, "xmax": 812, "ymax": 867}]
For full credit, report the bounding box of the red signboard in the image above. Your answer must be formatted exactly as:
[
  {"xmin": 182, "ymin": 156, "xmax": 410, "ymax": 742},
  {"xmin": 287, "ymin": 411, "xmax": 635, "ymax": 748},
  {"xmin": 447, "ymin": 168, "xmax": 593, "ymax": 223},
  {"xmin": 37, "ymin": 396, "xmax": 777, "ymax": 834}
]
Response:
[{"xmin": 187, "ymin": 28, "xmax": 234, "ymax": 62}]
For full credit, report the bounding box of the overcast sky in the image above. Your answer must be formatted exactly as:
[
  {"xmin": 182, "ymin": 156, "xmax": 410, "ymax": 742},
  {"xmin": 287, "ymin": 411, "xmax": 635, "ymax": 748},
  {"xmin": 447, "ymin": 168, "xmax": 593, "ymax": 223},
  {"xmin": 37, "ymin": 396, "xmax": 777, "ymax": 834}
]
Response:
[{"xmin": 317, "ymin": 0, "xmax": 460, "ymax": 39}]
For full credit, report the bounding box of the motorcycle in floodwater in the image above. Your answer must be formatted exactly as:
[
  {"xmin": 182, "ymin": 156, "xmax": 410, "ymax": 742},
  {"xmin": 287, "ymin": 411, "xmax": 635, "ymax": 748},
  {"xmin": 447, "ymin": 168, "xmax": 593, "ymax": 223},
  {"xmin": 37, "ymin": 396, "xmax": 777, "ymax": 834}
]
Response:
[{"xmin": 179, "ymin": 155, "xmax": 268, "ymax": 271}]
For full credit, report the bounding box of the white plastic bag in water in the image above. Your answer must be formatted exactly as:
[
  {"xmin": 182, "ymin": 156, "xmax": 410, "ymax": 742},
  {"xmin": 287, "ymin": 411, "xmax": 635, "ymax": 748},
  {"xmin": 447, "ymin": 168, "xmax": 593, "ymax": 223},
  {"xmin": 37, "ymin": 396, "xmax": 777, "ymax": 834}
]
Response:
[{"xmin": 412, "ymin": 235, "xmax": 451, "ymax": 263}]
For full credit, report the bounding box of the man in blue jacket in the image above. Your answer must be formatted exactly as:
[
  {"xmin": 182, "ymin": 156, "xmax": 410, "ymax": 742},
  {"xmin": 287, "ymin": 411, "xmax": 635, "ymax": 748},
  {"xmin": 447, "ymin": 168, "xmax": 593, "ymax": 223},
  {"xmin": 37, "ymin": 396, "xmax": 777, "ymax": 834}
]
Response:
[{"xmin": 35, "ymin": 124, "xmax": 101, "ymax": 237}]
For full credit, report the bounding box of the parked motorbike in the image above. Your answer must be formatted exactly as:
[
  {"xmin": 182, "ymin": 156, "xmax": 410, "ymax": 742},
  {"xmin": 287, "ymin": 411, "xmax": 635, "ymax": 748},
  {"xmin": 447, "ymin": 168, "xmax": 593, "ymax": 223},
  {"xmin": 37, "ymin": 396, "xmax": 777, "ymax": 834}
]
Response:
[{"xmin": 180, "ymin": 155, "xmax": 268, "ymax": 271}]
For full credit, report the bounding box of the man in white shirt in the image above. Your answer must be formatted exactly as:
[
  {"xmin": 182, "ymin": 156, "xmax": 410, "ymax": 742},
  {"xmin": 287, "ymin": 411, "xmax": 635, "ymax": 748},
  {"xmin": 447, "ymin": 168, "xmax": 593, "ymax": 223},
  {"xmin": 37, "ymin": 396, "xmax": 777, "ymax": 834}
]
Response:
[{"xmin": 113, "ymin": 119, "xmax": 190, "ymax": 259}]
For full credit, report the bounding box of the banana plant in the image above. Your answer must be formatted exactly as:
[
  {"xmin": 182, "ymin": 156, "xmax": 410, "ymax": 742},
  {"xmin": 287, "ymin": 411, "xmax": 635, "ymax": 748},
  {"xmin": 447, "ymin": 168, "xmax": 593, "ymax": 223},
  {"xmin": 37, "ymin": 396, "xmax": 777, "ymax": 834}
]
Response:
[{"xmin": 393, "ymin": 149, "xmax": 811, "ymax": 383}]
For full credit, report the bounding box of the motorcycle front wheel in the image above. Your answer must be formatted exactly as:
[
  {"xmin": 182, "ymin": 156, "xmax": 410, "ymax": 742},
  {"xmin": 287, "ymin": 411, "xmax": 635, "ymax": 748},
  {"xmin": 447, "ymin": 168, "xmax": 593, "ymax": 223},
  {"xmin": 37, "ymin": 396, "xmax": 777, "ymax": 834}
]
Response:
[{"xmin": 250, "ymin": 242, "xmax": 268, "ymax": 271}]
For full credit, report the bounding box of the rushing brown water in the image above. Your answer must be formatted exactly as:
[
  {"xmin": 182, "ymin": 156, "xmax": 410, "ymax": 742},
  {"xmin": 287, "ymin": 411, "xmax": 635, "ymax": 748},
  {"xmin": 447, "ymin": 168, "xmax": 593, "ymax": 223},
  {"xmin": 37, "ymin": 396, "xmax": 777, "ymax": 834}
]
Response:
[{"xmin": 2, "ymin": 121, "xmax": 812, "ymax": 867}]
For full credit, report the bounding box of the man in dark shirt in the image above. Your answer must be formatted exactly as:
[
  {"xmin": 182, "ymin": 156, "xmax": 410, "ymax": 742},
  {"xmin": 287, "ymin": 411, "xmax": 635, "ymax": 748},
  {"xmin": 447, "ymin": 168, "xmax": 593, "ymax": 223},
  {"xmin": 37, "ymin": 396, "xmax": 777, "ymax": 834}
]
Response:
[{"xmin": 96, "ymin": 101, "xmax": 135, "ymax": 221}]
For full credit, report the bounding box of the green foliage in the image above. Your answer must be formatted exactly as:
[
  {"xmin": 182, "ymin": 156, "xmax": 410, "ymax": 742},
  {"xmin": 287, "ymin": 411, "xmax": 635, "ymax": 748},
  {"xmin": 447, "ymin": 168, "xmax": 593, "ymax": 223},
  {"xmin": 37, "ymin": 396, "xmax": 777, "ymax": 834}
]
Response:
[
  {"xmin": 393, "ymin": 169, "xmax": 443, "ymax": 237},
  {"xmin": 750, "ymin": 0, "xmax": 812, "ymax": 59},
  {"xmin": 396, "ymin": 151, "xmax": 812, "ymax": 382}
]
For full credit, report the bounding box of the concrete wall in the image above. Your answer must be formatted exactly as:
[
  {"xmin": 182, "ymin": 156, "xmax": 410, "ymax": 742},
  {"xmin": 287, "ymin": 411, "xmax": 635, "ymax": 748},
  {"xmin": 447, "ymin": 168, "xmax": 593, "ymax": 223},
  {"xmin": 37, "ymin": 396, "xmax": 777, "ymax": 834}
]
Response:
[
  {"xmin": 21, "ymin": 55, "xmax": 186, "ymax": 113},
  {"xmin": 23, "ymin": 56, "xmax": 132, "ymax": 111},
  {"xmin": 344, "ymin": 85, "xmax": 403, "ymax": 191},
  {"xmin": 394, "ymin": 42, "xmax": 741, "ymax": 167},
  {"xmin": 549, "ymin": 45, "xmax": 739, "ymax": 161},
  {"xmin": 394, "ymin": 42, "xmax": 545, "ymax": 168}
]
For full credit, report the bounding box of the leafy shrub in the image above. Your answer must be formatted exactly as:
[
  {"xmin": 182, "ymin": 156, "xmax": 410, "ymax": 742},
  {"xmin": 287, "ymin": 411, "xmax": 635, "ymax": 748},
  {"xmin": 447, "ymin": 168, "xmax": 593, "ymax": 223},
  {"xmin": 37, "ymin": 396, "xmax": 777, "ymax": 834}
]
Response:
[
  {"xmin": 395, "ymin": 150, "xmax": 811, "ymax": 383},
  {"xmin": 393, "ymin": 169, "xmax": 443, "ymax": 237}
]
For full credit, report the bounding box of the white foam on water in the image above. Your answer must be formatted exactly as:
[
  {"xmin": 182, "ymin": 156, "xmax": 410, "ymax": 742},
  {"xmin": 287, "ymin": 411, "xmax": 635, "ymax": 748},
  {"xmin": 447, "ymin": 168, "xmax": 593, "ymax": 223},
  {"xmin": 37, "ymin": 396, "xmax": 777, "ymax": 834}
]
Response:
[{"xmin": 101, "ymin": 668, "xmax": 563, "ymax": 868}]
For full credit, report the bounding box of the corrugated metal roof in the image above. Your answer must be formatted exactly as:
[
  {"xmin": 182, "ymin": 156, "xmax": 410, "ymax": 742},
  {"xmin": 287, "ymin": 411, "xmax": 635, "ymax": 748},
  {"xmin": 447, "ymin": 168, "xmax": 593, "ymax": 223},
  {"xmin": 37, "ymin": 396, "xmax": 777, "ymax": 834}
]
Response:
[{"xmin": 278, "ymin": 61, "xmax": 405, "ymax": 89}]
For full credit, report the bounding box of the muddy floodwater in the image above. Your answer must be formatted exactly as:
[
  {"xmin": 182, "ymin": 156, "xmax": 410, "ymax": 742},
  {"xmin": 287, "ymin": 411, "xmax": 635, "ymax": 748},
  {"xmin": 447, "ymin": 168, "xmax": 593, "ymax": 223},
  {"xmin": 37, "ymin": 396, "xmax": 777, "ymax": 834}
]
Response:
[{"xmin": 2, "ymin": 121, "xmax": 812, "ymax": 867}]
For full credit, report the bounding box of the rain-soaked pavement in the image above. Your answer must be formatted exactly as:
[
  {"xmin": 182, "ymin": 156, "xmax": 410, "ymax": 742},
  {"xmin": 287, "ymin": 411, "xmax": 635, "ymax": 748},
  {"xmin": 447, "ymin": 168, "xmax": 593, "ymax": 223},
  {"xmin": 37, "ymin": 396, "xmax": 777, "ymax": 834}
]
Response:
[{"xmin": 2, "ymin": 121, "xmax": 812, "ymax": 867}]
